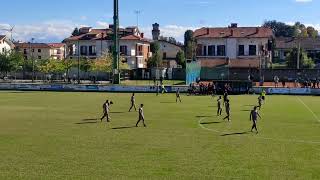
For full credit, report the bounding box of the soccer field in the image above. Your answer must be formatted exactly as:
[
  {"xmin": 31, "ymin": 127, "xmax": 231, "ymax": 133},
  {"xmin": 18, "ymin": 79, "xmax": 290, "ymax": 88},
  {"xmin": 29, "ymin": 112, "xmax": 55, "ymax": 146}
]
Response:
[{"xmin": 0, "ymin": 91, "xmax": 319, "ymax": 180}]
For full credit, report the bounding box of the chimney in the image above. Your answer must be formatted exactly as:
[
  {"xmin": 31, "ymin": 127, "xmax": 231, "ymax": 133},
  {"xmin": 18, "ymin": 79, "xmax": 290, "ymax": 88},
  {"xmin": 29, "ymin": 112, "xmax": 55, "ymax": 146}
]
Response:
[
  {"xmin": 255, "ymin": 27, "xmax": 259, "ymax": 34},
  {"xmin": 230, "ymin": 23, "xmax": 238, "ymax": 28},
  {"xmin": 207, "ymin": 28, "xmax": 210, "ymax": 35},
  {"xmin": 141, "ymin": 33, "xmax": 144, "ymax": 38}
]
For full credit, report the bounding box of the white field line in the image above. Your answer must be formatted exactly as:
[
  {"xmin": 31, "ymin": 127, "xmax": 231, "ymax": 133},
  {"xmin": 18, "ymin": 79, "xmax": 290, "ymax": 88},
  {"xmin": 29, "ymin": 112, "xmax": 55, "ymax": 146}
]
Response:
[
  {"xmin": 198, "ymin": 118, "xmax": 320, "ymax": 145},
  {"xmin": 296, "ymin": 96, "xmax": 320, "ymax": 123}
]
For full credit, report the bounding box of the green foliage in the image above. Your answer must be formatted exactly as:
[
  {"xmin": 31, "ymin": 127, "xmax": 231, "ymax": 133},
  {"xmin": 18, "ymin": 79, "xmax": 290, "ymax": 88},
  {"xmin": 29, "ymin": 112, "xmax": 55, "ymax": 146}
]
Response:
[
  {"xmin": 37, "ymin": 59, "xmax": 67, "ymax": 74},
  {"xmin": 176, "ymin": 51, "xmax": 185, "ymax": 68},
  {"xmin": 0, "ymin": 51, "xmax": 24, "ymax": 74},
  {"xmin": 286, "ymin": 47, "xmax": 315, "ymax": 69},
  {"xmin": 79, "ymin": 58, "xmax": 92, "ymax": 73},
  {"xmin": 150, "ymin": 42, "xmax": 160, "ymax": 54},
  {"xmin": 263, "ymin": 20, "xmax": 319, "ymax": 38},
  {"xmin": 91, "ymin": 53, "xmax": 129, "ymax": 73},
  {"xmin": 184, "ymin": 30, "xmax": 196, "ymax": 59},
  {"xmin": 148, "ymin": 42, "xmax": 162, "ymax": 68}
]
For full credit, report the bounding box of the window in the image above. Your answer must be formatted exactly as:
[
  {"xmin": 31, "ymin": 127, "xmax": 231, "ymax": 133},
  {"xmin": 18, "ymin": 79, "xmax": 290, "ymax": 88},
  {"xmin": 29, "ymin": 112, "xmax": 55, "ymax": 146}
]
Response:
[
  {"xmin": 120, "ymin": 45, "xmax": 127, "ymax": 55},
  {"xmin": 217, "ymin": 45, "xmax": 226, "ymax": 56},
  {"xmin": 38, "ymin": 49, "xmax": 41, "ymax": 53},
  {"xmin": 24, "ymin": 56, "xmax": 28, "ymax": 60},
  {"xmin": 57, "ymin": 49, "xmax": 62, "ymax": 55},
  {"xmin": 238, "ymin": 45, "xmax": 244, "ymax": 56},
  {"xmin": 89, "ymin": 46, "xmax": 96, "ymax": 56},
  {"xmin": 109, "ymin": 46, "xmax": 112, "ymax": 53},
  {"xmin": 249, "ymin": 45, "xmax": 256, "ymax": 56},
  {"xmin": 163, "ymin": 52, "xmax": 167, "ymax": 59},
  {"xmin": 203, "ymin": 46, "xmax": 207, "ymax": 56},
  {"xmin": 38, "ymin": 56, "xmax": 41, "ymax": 59},
  {"xmin": 32, "ymin": 49, "xmax": 35, "ymax": 52},
  {"xmin": 208, "ymin": 45, "xmax": 215, "ymax": 56},
  {"xmin": 80, "ymin": 46, "xmax": 87, "ymax": 55},
  {"xmin": 24, "ymin": 49, "xmax": 27, "ymax": 54}
]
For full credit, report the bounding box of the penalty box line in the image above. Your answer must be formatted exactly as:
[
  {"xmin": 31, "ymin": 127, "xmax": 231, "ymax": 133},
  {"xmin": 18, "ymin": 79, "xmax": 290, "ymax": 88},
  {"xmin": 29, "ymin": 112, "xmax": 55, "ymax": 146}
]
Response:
[{"xmin": 296, "ymin": 97, "xmax": 320, "ymax": 123}]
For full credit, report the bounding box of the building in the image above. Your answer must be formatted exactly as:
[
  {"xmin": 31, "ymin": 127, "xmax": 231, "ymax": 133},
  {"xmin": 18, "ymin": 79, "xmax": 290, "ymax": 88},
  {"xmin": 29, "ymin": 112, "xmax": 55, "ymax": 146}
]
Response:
[
  {"xmin": 14, "ymin": 43, "xmax": 66, "ymax": 60},
  {"xmin": 274, "ymin": 37, "xmax": 320, "ymax": 62},
  {"xmin": 63, "ymin": 26, "xmax": 152, "ymax": 69},
  {"xmin": 0, "ymin": 35, "xmax": 14, "ymax": 54},
  {"xmin": 194, "ymin": 23, "xmax": 274, "ymax": 68},
  {"xmin": 151, "ymin": 23, "xmax": 183, "ymax": 68}
]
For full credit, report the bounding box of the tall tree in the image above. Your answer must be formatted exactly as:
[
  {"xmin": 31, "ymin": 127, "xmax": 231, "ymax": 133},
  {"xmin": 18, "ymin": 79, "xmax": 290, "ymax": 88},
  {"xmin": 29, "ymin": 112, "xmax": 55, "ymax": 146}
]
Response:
[
  {"xmin": 184, "ymin": 30, "xmax": 196, "ymax": 59},
  {"xmin": 175, "ymin": 51, "xmax": 185, "ymax": 68},
  {"xmin": 263, "ymin": 20, "xmax": 296, "ymax": 37},
  {"xmin": 148, "ymin": 42, "xmax": 162, "ymax": 68}
]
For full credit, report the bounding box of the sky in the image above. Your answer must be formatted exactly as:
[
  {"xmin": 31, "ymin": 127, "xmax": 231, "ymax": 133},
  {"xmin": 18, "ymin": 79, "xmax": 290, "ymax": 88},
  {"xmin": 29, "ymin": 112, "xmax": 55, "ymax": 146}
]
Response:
[{"xmin": 0, "ymin": 0, "xmax": 319, "ymax": 43}]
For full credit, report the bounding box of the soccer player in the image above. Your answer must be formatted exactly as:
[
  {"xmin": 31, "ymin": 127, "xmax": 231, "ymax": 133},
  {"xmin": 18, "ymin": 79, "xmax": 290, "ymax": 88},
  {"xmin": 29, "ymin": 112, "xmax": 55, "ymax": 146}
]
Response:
[
  {"xmin": 258, "ymin": 95, "xmax": 263, "ymax": 110},
  {"xmin": 217, "ymin": 96, "xmax": 223, "ymax": 116},
  {"xmin": 129, "ymin": 93, "xmax": 137, "ymax": 112},
  {"xmin": 161, "ymin": 84, "xmax": 167, "ymax": 94},
  {"xmin": 136, "ymin": 104, "xmax": 146, "ymax": 127},
  {"xmin": 223, "ymin": 99, "xmax": 231, "ymax": 122},
  {"xmin": 223, "ymin": 90, "xmax": 229, "ymax": 105},
  {"xmin": 101, "ymin": 100, "xmax": 111, "ymax": 122},
  {"xmin": 261, "ymin": 89, "xmax": 266, "ymax": 102},
  {"xmin": 250, "ymin": 106, "xmax": 261, "ymax": 133},
  {"xmin": 176, "ymin": 88, "xmax": 182, "ymax": 103}
]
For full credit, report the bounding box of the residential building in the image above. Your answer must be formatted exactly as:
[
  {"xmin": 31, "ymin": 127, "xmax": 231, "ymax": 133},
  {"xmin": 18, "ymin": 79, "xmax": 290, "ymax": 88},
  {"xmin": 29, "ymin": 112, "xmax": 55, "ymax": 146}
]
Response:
[
  {"xmin": 274, "ymin": 37, "xmax": 320, "ymax": 62},
  {"xmin": 151, "ymin": 23, "xmax": 183, "ymax": 68},
  {"xmin": 0, "ymin": 35, "xmax": 14, "ymax": 54},
  {"xmin": 63, "ymin": 26, "xmax": 152, "ymax": 69},
  {"xmin": 194, "ymin": 23, "xmax": 274, "ymax": 68},
  {"xmin": 14, "ymin": 43, "xmax": 66, "ymax": 60}
]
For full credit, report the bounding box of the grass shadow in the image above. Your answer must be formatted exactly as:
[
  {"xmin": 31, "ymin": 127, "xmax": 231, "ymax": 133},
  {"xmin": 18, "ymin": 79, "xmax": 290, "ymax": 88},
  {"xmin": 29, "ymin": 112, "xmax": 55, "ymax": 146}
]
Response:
[
  {"xmin": 75, "ymin": 121, "xmax": 98, "ymax": 125},
  {"xmin": 196, "ymin": 115, "xmax": 213, "ymax": 118},
  {"xmin": 112, "ymin": 126, "xmax": 136, "ymax": 130},
  {"xmin": 82, "ymin": 118, "xmax": 98, "ymax": 121},
  {"xmin": 221, "ymin": 131, "xmax": 249, "ymax": 137},
  {"xmin": 201, "ymin": 121, "xmax": 223, "ymax": 125}
]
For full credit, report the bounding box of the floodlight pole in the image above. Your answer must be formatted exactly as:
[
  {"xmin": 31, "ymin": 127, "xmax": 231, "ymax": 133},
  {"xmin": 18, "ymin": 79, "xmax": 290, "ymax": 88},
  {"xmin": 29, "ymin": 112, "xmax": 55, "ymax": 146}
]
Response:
[{"xmin": 113, "ymin": 0, "xmax": 120, "ymax": 84}]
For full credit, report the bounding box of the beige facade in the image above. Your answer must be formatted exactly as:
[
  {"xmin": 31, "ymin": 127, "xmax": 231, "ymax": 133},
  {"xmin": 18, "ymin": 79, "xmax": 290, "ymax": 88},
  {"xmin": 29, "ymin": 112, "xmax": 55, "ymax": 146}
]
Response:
[
  {"xmin": 0, "ymin": 35, "xmax": 14, "ymax": 54},
  {"xmin": 15, "ymin": 43, "xmax": 66, "ymax": 60}
]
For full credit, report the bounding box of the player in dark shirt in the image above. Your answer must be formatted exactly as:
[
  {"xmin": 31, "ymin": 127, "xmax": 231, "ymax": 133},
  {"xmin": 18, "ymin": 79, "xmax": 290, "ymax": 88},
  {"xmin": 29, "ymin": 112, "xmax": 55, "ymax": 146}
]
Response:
[
  {"xmin": 129, "ymin": 93, "xmax": 137, "ymax": 112},
  {"xmin": 176, "ymin": 88, "xmax": 182, "ymax": 103},
  {"xmin": 223, "ymin": 91, "xmax": 229, "ymax": 105},
  {"xmin": 250, "ymin": 106, "xmax": 261, "ymax": 133}
]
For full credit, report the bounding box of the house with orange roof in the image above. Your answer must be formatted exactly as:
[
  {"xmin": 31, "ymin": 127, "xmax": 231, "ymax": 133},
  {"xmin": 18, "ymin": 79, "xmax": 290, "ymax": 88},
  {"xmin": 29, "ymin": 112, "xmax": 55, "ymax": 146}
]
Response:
[
  {"xmin": 14, "ymin": 42, "xmax": 66, "ymax": 60},
  {"xmin": 194, "ymin": 23, "xmax": 274, "ymax": 69},
  {"xmin": 63, "ymin": 26, "xmax": 152, "ymax": 69}
]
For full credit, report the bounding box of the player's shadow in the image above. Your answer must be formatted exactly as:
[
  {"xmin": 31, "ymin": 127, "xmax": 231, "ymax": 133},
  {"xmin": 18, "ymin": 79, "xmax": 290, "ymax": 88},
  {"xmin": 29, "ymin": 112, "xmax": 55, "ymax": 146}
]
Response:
[
  {"xmin": 196, "ymin": 115, "xmax": 213, "ymax": 118},
  {"xmin": 75, "ymin": 121, "xmax": 98, "ymax": 125},
  {"xmin": 241, "ymin": 110, "xmax": 251, "ymax": 112},
  {"xmin": 200, "ymin": 121, "xmax": 223, "ymax": 125},
  {"xmin": 220, "ymin": 131, "xmax": 249, "ymax": 137},
  {"xmin": 160, "ymin": 102, "xmax": 176, "ymax": 104},
  {"xmin": 112, "ymin": 126, "xmax": 136, "ymax": 130}
]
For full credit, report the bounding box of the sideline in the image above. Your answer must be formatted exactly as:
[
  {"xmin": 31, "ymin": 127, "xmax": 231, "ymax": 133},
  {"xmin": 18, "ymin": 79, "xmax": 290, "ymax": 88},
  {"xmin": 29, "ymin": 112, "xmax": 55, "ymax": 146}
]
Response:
[
  {"xmin": 296, "ymin": 96, "xmax": 320, "ymax": 123},
  {"xmin": 198, "ymin": 118, "xmax": 320, "ymax": 145}
]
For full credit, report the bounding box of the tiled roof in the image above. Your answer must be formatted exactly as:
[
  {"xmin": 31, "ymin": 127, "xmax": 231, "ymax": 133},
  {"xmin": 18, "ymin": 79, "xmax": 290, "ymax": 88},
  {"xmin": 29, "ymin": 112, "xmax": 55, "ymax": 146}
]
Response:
[
  {"xmin": 15, "ymin": 43, "xmax": 65, "ymax": 49},
  {"xmin": 0, "ymin": 35, "xmax": 6, "ymax": 41},
  {"xmin": 194, "ymin": 27, "xmax": 273, "ymax": 38},
  {"xmin": 47, "ymin": 43, "xmax": 66, "ymax": 48},
  {"xmin": 275, "ymin": 37, "xmax": 320, "ymax": 50}
]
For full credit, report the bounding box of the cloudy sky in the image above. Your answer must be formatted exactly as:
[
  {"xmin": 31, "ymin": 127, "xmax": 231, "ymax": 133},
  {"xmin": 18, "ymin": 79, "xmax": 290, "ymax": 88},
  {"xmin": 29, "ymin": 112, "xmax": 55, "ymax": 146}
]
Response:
[{"xmin": 0, "ymin": 0, "xmax": 319, "ymax": 42}]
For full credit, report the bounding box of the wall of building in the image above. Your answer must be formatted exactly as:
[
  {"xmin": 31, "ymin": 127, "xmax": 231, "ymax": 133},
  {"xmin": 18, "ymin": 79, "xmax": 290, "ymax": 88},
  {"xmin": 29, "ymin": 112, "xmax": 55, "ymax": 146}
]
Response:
[
  {"xmin": 159, "ymin": 41, "xmax": 182, "ymax": 59},
  {"xmin": 0, "ymin": 39, "xmax": 12, "ymax": 54}
]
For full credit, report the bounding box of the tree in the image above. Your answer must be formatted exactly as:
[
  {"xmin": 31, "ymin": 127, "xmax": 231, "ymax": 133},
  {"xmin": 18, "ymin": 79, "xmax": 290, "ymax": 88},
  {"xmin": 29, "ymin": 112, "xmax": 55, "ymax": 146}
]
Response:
[
  {"xmin": 306, "ymin": 26, "xmax": 318, "ymax": 38},
  {"xmin": 61, "ymin": 59, "xmax": 74, "ymax": 77},
  {"xmin": 91, "ymin": 53, "xmax": 129, "ymax": 73},
  {"xmin": 148, "ymin": 42, "xmax": 162, "ymax": 68},
  {"xmin": 72, "ymin": 27, "xmax": 80, "ymax": 36},
  {"xmin": 184, "ymin": 30, "xmax": 196, "ymax": 59},
  {"xmin": 286, "ymin": 47, "xmax": 315, "ymax": 69},
  {"xmin": 263, "ymin": 20, "xmax": 296, "ymax": 37},
  {"xmin": 176, "ymin": 51, "xmax": 185, "ymax": 68},
  {"xmin": 0, "ymin": 51, "xmax": 24, "ymax": 76}
]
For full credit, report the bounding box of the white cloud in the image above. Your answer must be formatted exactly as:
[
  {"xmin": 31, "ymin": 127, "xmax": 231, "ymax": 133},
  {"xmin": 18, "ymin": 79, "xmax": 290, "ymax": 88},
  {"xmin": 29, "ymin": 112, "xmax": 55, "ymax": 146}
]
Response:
[
  {"xmin": 96, "ymin": 21, "xmax": 109, "ymax": 28},
  {"xmin": 141, "ymin": 25, "xmax": 197, "ymax": 42}
]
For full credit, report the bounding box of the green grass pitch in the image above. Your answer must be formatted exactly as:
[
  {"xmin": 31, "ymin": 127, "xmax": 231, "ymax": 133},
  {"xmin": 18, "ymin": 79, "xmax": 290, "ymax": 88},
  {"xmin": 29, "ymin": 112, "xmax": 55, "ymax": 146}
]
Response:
[{"xmin": 0, "ymin": 91, "xmax": 319, "ymax": 179}]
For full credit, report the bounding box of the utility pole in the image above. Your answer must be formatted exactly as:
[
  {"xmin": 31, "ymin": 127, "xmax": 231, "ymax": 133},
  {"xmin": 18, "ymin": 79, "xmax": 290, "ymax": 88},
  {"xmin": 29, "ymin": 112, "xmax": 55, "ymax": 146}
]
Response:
[
  {"xmin": 31, "ymin": 38, "xmax": 35, "ymax": 83},
  {"xmin": 113, "ymin": 0, "xmax": 120, "ymax": 84},
  {"xmin": 77, "ymin": 40, "xmax": 80, "ymax": 84},
  {"xmin": 297, "ymin": 41, "xmax": 300, "ymax": 70}
]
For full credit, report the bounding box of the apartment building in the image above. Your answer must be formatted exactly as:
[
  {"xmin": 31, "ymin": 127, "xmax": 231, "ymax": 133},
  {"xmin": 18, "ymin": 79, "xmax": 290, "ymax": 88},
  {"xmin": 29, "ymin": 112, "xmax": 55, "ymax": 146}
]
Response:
[
  {"xmin": 15, "ymin": 43, "xmax": 66, "ymax": 60},
  {"xmin": 194, "ymin": 23, "xmax": 274, "ymax": 68},
  {"xmin": 63, "ymin": 26, "xmax": 152, "ymax": 69}
]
